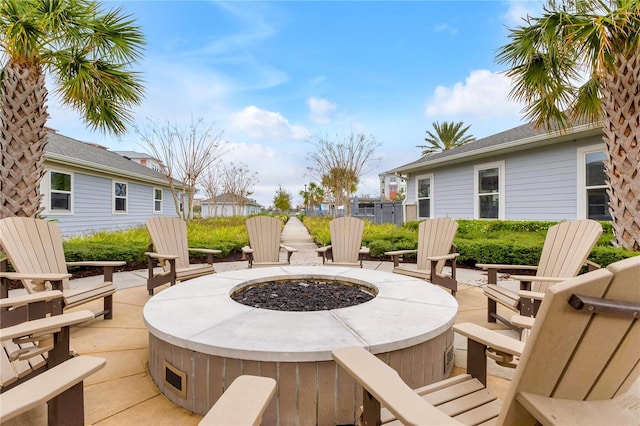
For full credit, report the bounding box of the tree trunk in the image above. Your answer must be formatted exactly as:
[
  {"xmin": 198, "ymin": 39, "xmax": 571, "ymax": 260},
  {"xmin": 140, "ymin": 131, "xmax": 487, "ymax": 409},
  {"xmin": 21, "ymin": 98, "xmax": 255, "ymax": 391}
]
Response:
[
  {"xmin": 1, "ymin": 62, "xmax": 49, "ymax": 218},
  {"xmin": 601, "ymin": 51, "xmax": 640, "ymax": 251}
]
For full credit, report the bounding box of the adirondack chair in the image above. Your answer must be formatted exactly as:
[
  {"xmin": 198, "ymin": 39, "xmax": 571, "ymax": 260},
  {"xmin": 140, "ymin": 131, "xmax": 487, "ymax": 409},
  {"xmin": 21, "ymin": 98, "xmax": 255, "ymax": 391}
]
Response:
[
  {"xmin": 477, "ymin": 219, "xmax": 602, "ymax": 328},
  {"xmin": 316, "ymin": 217, "xmax": 370, "ymax": 267},
  {"xmin": 0, "ymin": 217, "xmax": 124, "ymax": 319},
  {"xmin": 385, "ymin": 217, "xmax": 460, "ymax": 296},
  {"xmin": 333, "ymin": 255, "xmax": 640, "ymax": 426},
  {"xmin": 241, "ymin": 216, "xmax": 297, "ymax": 268},
  {"xmin": 199, "ymin": 375, "xmax": 276, "ymax": 426},
  {"xmin": 145, "ymin": 217, "xmax": 221, "ymax": 295},
  {"xmin": 1, "ymin": 292, "xmax": 106, "ymax": 426}
]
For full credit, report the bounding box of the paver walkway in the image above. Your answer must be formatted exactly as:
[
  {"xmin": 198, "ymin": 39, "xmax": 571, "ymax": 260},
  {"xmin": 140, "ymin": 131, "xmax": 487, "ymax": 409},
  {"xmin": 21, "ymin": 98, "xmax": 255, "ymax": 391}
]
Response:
[{"xmin": 5, "ymin": 216, "xmax": 514, "ymax": 426}]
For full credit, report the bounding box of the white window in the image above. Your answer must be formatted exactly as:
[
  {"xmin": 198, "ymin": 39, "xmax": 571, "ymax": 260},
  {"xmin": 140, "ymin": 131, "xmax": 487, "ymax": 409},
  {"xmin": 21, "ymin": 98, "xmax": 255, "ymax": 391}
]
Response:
[
  {"xmin": 113, "ymin": 181, "xmax": 128, "ymax": 213},
  {"xmin": 474, "ymin": 161, "xmax": 505, "ymax": 219},
  {"xmin": 577, "ymin": 145, "xmax": 611, "ymax": 220},
  {"xmin": 49, "ymin": 170, "xmax": 73, "ymax": 213},
  {"xmin": 416, "ymin": 174, "xmax": 433, "ymax": 219},
  {"xmin": 153, "ymin": 188, "xmax": 163, "ymax": 213}
]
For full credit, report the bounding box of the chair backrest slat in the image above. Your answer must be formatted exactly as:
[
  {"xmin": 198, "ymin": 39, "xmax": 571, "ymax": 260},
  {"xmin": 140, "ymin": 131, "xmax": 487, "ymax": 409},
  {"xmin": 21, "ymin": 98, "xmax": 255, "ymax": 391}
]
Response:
[
  {"xmin": 415, "ymin": 218, "xmax": 458, "ymax": 274},
  {"xmin": 146, "ymin": 217, "xmax": 190, "ymax": 270},
  {"xmin": 534, "ymin": 219, "xmax": 602, "ymax": 292},
  {"xmin": 0, "ymin": 218, "xmax": 70, "ymax": 292},
  {"xmin": 330, "ymin": 217, "xmax": 364, "ymax": 264},
  {"xmin": 499, "ymin": 256, "xmax": 640, "ymax": 425},
  {"xmin": 246, "ymin": 216, "xmax": 282, "ymax": 263}
]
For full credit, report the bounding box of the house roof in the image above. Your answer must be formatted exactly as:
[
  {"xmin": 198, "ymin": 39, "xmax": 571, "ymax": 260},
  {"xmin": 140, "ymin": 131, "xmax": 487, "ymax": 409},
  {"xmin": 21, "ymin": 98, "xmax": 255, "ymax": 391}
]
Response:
[
  {"xmin": 45, "ymin": 131, "xmax": 173, "ymax": 187},
  {"xmin": 203, "ymin": 193, "xmax": 262, "ymax": 207},
  {"xmin": 386, "ymin": 121, "xmax": 602, "ymax": 175},
  {"xmin": 112, "ymin": 150, "xmax": 156, "ymax": 160}
]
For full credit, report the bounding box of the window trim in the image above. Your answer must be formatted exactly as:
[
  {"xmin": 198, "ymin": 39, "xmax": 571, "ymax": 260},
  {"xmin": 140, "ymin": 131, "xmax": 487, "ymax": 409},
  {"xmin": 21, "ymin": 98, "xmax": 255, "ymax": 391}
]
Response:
[
  {"xmin": 576, "ymin": 144, "xmax": 608, "ymax": 220},
  {"xmin": 44, "ymin": 169, "xmax": 74, "ymax": 215},
  {"xmin": 153, "ymin": 187, "xmax": 163, "ymax": 213},
  {"xmin": 474, "ymin": 161, "xmax": 505, "ymax": 220},
  {"xmin": 112, "ymin": 180, "xmax": 128, "ymax": 214},
  {"xmin": 415, "ymin": 173, "xmax": 434, "ymax": 219}
]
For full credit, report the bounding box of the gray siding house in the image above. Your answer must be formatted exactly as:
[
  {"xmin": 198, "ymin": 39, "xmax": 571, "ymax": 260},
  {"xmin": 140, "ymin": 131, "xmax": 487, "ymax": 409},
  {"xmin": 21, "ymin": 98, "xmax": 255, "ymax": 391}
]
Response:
[
  {"xmin": 41, "ymin": 131, "xmax": 179, "ymax": 236},
  {"xmin": 385, "ymin": 122, "xmax": 610, "ymax": 223}
]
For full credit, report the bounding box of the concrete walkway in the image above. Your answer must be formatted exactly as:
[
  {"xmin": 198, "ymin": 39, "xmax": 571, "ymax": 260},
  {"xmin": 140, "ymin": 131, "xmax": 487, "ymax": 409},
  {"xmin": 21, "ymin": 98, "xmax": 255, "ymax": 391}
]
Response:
[{"xmin": 5, "ymin": 217, "xmax": 515, "ymax": 426}]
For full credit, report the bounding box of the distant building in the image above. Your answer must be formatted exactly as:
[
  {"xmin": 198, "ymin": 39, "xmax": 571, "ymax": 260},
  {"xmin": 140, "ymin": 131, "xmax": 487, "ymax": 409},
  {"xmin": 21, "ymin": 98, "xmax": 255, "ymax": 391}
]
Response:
[
  {"xmin": 200, "ymin": 193, "xmax": 263, "ymax": 217},
  {"xmin": 379, "ymin": 173, "xmax": 407, "ymax": 201},
  {"xmin": 112, "ymin": 150, "xmax": 164, "ymax": 173}
]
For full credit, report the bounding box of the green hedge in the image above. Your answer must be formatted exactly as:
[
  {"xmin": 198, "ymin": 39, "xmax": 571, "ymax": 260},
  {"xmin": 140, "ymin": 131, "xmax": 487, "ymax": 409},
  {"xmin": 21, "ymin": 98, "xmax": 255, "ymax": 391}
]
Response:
[
  {"xmin": 302, "ymin": 217, "xmax": 638, "ymax": 267},
  {"xmin": 7, "ymin": 216, "xmax": 635, "ymax": 269}
]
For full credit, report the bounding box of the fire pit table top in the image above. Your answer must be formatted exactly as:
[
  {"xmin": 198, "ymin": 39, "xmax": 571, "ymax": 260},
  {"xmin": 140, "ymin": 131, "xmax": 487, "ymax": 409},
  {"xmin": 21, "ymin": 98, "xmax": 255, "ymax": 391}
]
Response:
[{"xmin": 143, "ymin": 266, "xmax": 458, "ymax": 362}]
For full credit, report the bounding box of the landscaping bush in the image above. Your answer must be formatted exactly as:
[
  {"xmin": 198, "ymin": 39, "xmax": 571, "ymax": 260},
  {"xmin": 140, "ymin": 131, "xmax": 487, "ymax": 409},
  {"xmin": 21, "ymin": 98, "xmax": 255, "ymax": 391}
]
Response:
[
  {"xmin": 302, "ymin": 217, "xmax": 637, "ymax": 267},
  {"xmin": 13, "ymin": 216, "xmax": 634, "ymax": 273}
]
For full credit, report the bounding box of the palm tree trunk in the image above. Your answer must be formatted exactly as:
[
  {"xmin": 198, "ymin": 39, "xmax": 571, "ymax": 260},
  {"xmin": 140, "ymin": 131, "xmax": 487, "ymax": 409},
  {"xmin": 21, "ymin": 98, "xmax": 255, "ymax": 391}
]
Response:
[
  {"xmin": 601, "ymin": 51, "xmax": 640, "ymax": 251},
  {"xmin": 1, "ymin": 62, "xmax": 49, "ymax": 218}
]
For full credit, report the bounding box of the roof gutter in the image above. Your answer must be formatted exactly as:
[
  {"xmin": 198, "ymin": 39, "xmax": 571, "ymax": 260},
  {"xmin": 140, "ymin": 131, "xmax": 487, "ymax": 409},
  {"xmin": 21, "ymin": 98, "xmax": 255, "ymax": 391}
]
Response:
[{"xmin": 391, "ymin": 123, "xmax": 602, "ymax": 174}]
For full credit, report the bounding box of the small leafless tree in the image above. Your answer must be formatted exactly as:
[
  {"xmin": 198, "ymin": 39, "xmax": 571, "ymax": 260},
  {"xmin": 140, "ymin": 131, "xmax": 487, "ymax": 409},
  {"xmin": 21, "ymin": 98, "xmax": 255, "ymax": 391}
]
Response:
[
  {"xmin": 307, "ymin": 130, "xmax": 380, "ymax": 216},
  {"xmin": 221, "ymin": 162, "xmax": 258, "ymax": 216},
  {"xmin": 135, "ymin": 118, "xmax": 227, "ymax": 221},
  {"xmin": 201, "ymin": 161, "xmax": 223, "ymax": 217}
]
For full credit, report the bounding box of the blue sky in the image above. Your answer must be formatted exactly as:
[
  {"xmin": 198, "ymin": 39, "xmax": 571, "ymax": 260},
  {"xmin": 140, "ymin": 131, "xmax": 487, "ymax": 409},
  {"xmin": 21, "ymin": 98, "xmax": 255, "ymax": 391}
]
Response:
[{"xmin": 46, "ymin": 0, "xmax": 543, "ymax": 207}]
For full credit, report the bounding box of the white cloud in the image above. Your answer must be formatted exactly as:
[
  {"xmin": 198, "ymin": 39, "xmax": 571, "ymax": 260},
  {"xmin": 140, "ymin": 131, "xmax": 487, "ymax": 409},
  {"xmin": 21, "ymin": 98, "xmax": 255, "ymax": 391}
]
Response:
[
  {"xmin": 220, "ymin": 141, "xmax": 309, "ymax": 207},
  {"xmin": 503, "ymin": 0, "xmax": 543, "ymax": 26},
  {"xmin": 229, "ymin": 106, "xmax": 311, "ymax": 140},
  {"xmin": 425, "ymin": 69, "xmax": 523, "ymax": 120},
  {"xmin": 307, "ymin": 97, "xmax": 337, "ymax": 124},
  {"xmin": 434, "ymin": 23, "xmax": 457, "ymax": 34}
]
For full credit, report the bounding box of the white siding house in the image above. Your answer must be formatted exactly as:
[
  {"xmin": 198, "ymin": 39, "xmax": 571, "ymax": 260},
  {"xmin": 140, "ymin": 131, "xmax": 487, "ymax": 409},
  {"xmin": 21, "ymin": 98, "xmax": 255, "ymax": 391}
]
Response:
[
  {"xmin": 41, "ymin": 131, "xmax": 179, "ymax": 236},
  {"xmin": 200, "ymin": 193, "xmax": 263, "ymax": 218},
  {"xmin": 385, "ymin": 122, "xmax": 610, "ymax": 223}
]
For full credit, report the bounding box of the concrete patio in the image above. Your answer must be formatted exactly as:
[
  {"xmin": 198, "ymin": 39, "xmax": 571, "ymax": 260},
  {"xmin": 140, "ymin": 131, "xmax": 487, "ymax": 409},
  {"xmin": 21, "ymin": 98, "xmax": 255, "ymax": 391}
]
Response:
[{"xmin": 4, "ymin": 217, "xmax": 518, "ymax": 425}]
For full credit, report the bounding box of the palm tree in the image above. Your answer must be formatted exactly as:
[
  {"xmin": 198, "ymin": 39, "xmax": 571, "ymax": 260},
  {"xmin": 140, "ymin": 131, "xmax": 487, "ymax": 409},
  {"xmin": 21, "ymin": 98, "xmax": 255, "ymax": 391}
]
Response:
[
  {"xmin": 1, "ymin": 0, "xmax": 145, "ymax": 218},
  {"xmin": 416, "ymin": 121, "xmax": 476, "ymax": 156},
  {"xmin": 496, "ymin": 0, "xmax": 639, "ymax": 251}
]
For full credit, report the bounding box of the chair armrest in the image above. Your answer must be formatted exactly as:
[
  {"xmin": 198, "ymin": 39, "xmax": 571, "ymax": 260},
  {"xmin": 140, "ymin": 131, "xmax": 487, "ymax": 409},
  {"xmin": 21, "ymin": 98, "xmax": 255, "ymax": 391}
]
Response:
[
  {"xmin": 585, "ymin": 259, "xmax": 601, "ymax": 271},
  {"xmin": 0, "ymin": 355, "xmax": 106, "ymax": 423},
  {"xmin": 332, "ymin": 346, "xmax": 462, "ymax": 425},
  {"xmin": 453, "ymin": 323, "xmax": 524, "ymax": 357},
  {"xmin": 517, "ymin": 391, "xmax": 640, "ymax": 426},
  {"xmin": 510, "ymin": 275, "xmax": 568, "ymax": 283},
  {"xmin": 1, "ymin": 310, "xmax": 94, "ymax": 341},
  {"xmin": 518, "ymin": 290, "xmax": 546, "ymax": 300},
  {"xmin": 385, "ymin": 249, "xmax": 417, "ymax": 267},
  {"xmin": 280, "ymin": 245, "xmax": 297, "ymax": 253},
  {"xmin": 384, "ymin": 249, "xmax": 417, "ymax": 256},
  {"xmin": 426, "ymin": 253, "xmax": 460, "ymax": 262},
  {"xmin": 199, "ymin": 375, "xmax": 276, "ymax": 426},
  {"xmin": 241, "ymin": 246, "xmax": 254, "ymax": 254},
  {"xmin": 475, "ymin": 263, "xmax": 538, "ymax": 271},
  {"xmin": 316, "ymin": 246, "xmax": 331, "ymax": 254},
  {"xmin": 359, "ymin": 247, "xmax": 370, "ymax": 255},
  {"xmin": 0, "ymin": 291, "xmax": 63, "ymax": 309},
  {"xmin": 510, "ymin": 314, "xmax": 535, "ymax": 329},
  {"xmin": 66, "ymin": 261, "xmax": 126, "ymax": 267},
  {"xmin": 189, "ymin": 248, "xmax": 222, "ymax": 255},
  {"xmin": 0, "ymin": 272, "xmax": 71, "ymax": 281},
  {"xmin": 145, "ymin": 252, "xmax": 180, "ymax": 260}
]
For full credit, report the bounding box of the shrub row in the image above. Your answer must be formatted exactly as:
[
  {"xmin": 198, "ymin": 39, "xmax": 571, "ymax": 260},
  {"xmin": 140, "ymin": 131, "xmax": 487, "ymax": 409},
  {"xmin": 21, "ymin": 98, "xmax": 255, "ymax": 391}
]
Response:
[{"xmin": 303, "ymin": 217, "xmax": 638, "ymax": 267}]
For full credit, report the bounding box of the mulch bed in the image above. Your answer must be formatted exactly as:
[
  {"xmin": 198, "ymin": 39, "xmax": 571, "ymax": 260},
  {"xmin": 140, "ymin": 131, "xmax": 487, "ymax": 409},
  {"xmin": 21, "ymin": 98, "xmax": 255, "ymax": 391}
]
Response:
[{"xmin": 232, "ymin": 280, "xmax": 375, "ymax": 311}]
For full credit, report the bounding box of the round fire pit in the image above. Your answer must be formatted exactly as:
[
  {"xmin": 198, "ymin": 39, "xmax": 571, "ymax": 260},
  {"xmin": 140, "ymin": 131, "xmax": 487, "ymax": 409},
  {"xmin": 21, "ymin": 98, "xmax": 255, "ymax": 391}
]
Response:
[{"xmin": 143, "ymin": 266, "xmax": 457, "ymax": 425}]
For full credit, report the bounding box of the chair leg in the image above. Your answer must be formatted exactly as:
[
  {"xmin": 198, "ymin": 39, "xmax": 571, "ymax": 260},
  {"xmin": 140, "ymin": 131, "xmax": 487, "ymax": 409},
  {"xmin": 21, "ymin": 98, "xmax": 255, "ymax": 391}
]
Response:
[
  {"xmin": 48, "ymin": 381, "xmax": 84, "ymax": 426},
  {"xmin": 104, "ymin": 294, "xmax": 113, "ymax": 320},
  {"xmin": 487, "ymin": 298, "xmax": 497, "ymax": 323}
]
